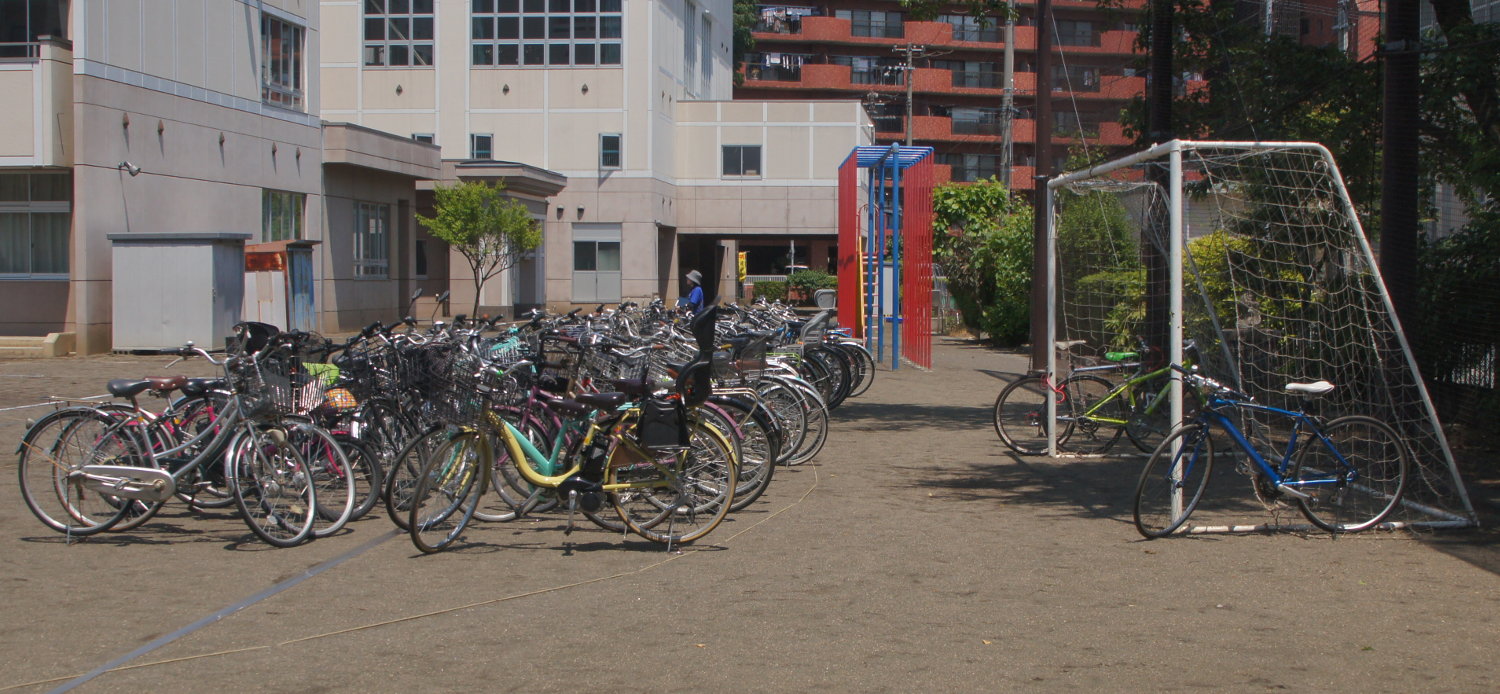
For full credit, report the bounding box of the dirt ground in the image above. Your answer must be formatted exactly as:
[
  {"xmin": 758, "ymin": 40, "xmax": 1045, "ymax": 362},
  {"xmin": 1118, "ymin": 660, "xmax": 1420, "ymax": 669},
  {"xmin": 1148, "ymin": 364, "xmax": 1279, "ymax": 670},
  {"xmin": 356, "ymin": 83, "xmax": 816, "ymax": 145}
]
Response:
[{"xmin": 1, "ymin": 340, "xmax": 1498, "ymax": 693}]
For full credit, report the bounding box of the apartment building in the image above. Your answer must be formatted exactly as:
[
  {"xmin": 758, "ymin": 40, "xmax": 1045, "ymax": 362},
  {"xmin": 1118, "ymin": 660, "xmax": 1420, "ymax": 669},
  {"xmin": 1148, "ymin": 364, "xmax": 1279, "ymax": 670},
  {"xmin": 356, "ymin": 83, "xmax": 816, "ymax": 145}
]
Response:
[
  {"xmin": 738, "ymin": 0, "xmax": 1148, "ymax": 193},
  {"xmin": 2, "ymin": 1, "xmax": 440, "ymax": 351},
  {"xmin": 320, "ymin": 0, "xmax": 873, "ymax": 310}
]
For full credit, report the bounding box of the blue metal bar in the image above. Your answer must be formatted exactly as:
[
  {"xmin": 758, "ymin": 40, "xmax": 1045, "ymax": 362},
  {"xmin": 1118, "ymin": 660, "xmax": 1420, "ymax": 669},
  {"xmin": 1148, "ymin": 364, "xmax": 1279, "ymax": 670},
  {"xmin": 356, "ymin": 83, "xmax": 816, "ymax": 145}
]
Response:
[{"xmin": 891, "ymin": 152, "xmax": 903, "ymax": 370}]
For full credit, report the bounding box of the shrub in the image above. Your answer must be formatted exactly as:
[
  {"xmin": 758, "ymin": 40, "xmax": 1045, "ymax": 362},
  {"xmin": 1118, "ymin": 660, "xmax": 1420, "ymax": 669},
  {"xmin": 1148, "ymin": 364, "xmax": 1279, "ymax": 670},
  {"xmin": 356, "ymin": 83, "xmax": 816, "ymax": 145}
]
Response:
[
  {"xmin": 787, "ymin": 270, "xmax": 837, "ymax": 303},
  {"xmin": 754, "ymin": 280, "xmax": 788, "ymax": 302}
]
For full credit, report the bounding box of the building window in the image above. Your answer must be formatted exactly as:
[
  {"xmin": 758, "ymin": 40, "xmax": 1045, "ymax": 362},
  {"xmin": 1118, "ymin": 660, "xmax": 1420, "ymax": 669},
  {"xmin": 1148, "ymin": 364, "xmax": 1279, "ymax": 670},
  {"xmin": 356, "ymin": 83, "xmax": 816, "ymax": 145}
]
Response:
[
  {"xmin": 0, "ymin": 0, "xmax": 69, "ymax": 58},
  {"xmin": 939, "ymin": 14, "xmax": 998, "ymax": 42},
  {"xmin": 471, "ymin": 0, "xmax": 623, "ymax": 67},
  {"xmin": 836, "ymin": 10, "xmax": 902, "ymax": 39},
  {"xmin": 262, "ymin": 190, "xmax": 305, "ymax": 241},
  {"xmin": 0, "ymin": 173, "xmax": 70, "ymax": 278},
  {"xmin": 412, "ymin": 133, "xmax": 435, "ymax": 143},
  {"xmin": 1055, "ymin": 20, "xmax": 1096, "ymax": 47},
  {"xmin": 261, "ymin": 13, "xmax": 305, "ymax": 111},
  {"xmin": 471, "ymin": 133, "xmax": 494, "ymax": 159},
  {"xmin": 722, "ymin": 145, "xmax": 761, "ymax": 177},
  {"xmin": 364, "ymin": 0, "xmax": 435, "ymax": 67},
  {"xmin": 935, "ymin": 153, "xmax": 1000, "ymax": 183},
  {"xmin": 600, "ymin": 133, "xmax": 621, "ymax": 169},
  {"xmin": 354, "ymin": 202, "xmax": 390, "ymax": 278}
]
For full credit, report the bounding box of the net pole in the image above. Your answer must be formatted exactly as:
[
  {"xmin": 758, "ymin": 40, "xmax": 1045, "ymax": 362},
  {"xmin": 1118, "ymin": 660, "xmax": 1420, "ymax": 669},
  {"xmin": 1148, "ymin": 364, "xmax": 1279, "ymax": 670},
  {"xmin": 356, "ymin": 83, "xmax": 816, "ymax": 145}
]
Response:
[
  {"xmin": 1169, "ymin": 143, "xmax": 1184, "ymax": 427},
  {"xmin": 1044, "ymin": 180, "xmax": 1058, "ymax": 457},
  {"xmin": 1312, "ymin": 143, "xmax": 1479, "ymax": 522}
]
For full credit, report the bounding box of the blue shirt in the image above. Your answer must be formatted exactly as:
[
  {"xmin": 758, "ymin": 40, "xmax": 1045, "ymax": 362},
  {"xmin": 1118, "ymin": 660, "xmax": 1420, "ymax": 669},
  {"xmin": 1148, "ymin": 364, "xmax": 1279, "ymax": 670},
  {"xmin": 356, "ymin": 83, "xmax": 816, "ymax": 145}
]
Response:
[{"xmin": 687, "ymin": 285, "xmax": 705, "ymax": 313}]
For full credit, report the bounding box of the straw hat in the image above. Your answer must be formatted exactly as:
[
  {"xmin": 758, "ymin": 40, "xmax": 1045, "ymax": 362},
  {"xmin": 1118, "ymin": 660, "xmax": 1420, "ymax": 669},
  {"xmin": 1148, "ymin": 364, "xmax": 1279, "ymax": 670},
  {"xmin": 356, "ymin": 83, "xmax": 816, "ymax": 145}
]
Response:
[{"xmin": 686, "ymin": 270, "xmax": 702, "ymax": 286}]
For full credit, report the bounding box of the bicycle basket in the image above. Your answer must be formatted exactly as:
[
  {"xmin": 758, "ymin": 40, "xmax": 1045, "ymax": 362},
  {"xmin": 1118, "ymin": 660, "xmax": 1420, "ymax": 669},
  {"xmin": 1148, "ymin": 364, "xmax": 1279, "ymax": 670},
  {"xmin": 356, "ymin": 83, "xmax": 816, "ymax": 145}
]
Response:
[
  {"xmin": 239, "ymin": 355, "xmax": 330, "ymax": 416},
  {"xmin": 419, "ymin": 344, "xmax": 486, "ymax": 426}
]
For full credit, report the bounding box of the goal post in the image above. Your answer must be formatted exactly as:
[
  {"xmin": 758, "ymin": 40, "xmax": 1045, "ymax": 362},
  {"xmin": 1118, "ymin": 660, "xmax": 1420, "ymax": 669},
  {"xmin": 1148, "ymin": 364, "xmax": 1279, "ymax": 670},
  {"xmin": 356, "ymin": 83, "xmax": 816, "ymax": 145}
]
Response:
[{"xmin": 1046, "ymin": 140, "xmax": 1476, "ymax": 529}]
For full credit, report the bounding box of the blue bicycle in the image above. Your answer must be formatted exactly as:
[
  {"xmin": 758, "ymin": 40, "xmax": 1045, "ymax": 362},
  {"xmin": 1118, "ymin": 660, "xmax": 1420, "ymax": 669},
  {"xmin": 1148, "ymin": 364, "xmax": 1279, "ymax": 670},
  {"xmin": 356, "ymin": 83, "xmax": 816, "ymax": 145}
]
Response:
[{"xmin": 1133, "ymin": 365, "xmax": 1410, "ymax": 538}]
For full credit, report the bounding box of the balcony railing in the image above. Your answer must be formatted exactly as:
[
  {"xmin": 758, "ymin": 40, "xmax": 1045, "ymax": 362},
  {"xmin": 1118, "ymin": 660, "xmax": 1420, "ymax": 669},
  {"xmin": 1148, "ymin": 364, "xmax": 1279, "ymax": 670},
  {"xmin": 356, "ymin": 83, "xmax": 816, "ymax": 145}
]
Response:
[
  {"xmin": 0, "ymin": 42, "xmax": 42, "ymax": 59},
  {"xmin": 952, "ymin": 119, "xmax": 1003, "ymax": 136},
  {"xmin": 851, "ymin": 67, "xmax": 904, "ymax": 86},
  {"xmin": 951, "ymin": 71, "xmax": 1002, "ymax": 89},
  {"xmin": 745, "ymin": 64, "xmax": 803, "ymax": 82}
]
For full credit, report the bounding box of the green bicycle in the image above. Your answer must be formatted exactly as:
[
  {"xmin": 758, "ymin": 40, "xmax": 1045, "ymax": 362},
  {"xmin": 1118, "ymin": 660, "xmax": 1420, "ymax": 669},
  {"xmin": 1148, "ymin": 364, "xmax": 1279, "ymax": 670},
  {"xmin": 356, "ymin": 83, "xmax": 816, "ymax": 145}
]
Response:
[{"xmin": 994, "ymin": 341, "xmax": 1197, "ymax": 456}]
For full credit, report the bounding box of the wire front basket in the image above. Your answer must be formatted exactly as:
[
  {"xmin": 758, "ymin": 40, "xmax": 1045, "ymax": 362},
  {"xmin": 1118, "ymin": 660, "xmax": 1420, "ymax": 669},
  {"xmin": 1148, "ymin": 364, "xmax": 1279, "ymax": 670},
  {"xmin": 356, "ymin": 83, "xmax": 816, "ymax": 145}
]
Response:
[
  {"xmin": 238, "ymin": 356, "xmax": 331, "ymax": 416},
  {"xmin": 417, "ymin": 344, "xmax": 486, "ymax": 426}
]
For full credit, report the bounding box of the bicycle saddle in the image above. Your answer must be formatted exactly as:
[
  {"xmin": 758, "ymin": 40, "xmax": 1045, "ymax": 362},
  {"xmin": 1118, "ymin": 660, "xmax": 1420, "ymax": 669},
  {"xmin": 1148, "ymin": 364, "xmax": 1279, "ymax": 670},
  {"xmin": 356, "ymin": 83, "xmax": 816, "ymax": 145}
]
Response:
[
  {"xmin": 575, "ymin": 392, "xmax": 627, "ymax": 410},
  {"xmin": 1284, "ymin": 380, "xmax": 1335, "ymax": 396},
  {"xmin": 108, "ymin": 376, "xmax": 187, "ymax": 398}
]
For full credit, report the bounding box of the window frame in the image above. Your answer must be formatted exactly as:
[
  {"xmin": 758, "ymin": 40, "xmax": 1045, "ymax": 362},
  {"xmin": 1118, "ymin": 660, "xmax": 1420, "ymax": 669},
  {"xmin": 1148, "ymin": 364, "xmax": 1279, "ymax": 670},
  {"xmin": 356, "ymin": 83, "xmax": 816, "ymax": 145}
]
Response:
[
  {"xmin": 471, "ymin": 0, "xmax": 624, "ymax": 67},
  {"xmin": 0, "ymin": 173, "xmax": 71, "ymax": 279},
  {"xmin": 262, "ymin": 189, "xmax": 306, "ymax": 242},
  {"xmin": 353, "ymin": 201, "xmax": 391, "ymax": 279},
  {"xmin": 721, "ymin": 144, "xmax": 762, "ymax": 178},
  {"xmin": 261, "ymin": 13, "xmax": 306, "ymax": 112},
  {"xmin": 471, "ymin": 133, "xmax": 494, "ymax": 160},
  {"xmin": 363, "ymin": 0, "xmax": 437, "ymax": 68},
  {"xmin": 599, "ymin": 133, "xmax": 622, "ymax": 169}
]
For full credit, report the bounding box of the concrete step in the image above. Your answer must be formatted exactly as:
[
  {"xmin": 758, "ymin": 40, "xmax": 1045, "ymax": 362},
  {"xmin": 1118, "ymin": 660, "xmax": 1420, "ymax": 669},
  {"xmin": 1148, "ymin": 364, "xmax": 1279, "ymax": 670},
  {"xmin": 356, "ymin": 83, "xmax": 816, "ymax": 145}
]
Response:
[
  {"xmin": 0, "ymin": 334, "xmax": 74, "ymax": 359},
  {"xmin": 0, "ymin": 344, "xmax": 46, "ymax": 359}
]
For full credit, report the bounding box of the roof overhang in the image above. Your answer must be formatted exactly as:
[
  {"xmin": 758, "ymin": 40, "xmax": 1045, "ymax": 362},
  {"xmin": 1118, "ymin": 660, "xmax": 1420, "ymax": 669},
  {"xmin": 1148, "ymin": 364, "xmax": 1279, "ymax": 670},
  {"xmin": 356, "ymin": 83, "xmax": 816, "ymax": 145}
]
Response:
[
  {"xmin": 420, "ymin": 159, "xmax": 569, "ymax": 199},
  {"xmin": 321, "ymin": 122, "xmax": 442, "ymax": 180}
]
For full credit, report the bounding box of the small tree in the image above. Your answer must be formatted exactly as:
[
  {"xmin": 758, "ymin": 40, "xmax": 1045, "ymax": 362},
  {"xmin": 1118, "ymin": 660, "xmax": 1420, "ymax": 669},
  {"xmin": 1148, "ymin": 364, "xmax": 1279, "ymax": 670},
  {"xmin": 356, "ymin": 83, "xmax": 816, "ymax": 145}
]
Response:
[{"xmin": 417, "ymin": 181, "xmax": 541, "ymax": 316}]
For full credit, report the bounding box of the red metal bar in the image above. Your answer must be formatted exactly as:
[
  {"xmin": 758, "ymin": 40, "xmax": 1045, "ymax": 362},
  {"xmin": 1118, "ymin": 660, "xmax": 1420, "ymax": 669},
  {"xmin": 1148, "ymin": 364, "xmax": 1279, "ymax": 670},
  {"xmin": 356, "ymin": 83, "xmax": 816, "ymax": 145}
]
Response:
[
  {"xmin": 901, "ymin": 156, "xmax": 935, "ymax": 368},
  {"xmin": 836, "ymin": 156, "xmax": 862, "ymax": 337}
]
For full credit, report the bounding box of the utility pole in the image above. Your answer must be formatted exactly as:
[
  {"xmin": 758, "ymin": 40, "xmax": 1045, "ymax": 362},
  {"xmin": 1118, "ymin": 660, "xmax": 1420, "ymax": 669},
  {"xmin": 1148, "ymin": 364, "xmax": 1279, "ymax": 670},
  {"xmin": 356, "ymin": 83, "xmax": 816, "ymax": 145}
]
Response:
[
  {"xmin": 1381, "ymin": 0, "xmax": 1419, "ymax": 322},
  {"xmin": 1142, "ymin": 0, "xmax": 1175, "ymax": 356},
  {"xmin": 893, "ymin": 43, "xmax": 927, "ymax": 146},
  {"xmin": 1000, "ymin": 0, "xmax": 1016, "ymax": 189}
]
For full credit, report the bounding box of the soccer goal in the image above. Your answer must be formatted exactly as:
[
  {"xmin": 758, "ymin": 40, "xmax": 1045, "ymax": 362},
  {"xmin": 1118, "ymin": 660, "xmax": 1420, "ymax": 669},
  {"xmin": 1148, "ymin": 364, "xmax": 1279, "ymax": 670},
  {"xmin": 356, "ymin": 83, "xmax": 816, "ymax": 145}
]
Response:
[{"xmin": 1045, "ymin": 140, "xmax": 1476, "ymax": 530}]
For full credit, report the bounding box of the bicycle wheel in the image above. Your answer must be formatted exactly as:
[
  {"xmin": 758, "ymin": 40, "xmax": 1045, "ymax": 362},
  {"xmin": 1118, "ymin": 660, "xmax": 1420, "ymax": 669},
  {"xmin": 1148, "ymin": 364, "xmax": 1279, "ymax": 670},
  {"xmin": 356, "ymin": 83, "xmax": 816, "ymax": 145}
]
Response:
[
  {"xmin": 837, "ymin": 341, "xmax": 876, "ymax": 398},
  {"xmin": 228, "ymin": 426, "xmax": 318, "ymax": 548},
  {"xmin": 755, "ymin": 380, "xmax": 807, "ymax": 463},
  {"xmin": 781, "ymin": 378, "xmax": 828, "ymax": 465},
  {"xmin": 1133, "ymin": 423, "xmax": 1214, "ymax": 538},
  {"xmin": 409, "ymin": 431, "xmax": 488, "ymax": 553},
  {"xmin": 172, "ymin": 394, "xmax": 236, "ymax": 510},
  {"xmin": 1056, "ymin": 375, "xmax": 1124, "ymax": 455},
  {"xmin": 608, "ymin": 419, "xmax": 737, "ymax": 545},
  {"xmin": 1292, "ymin": 415, "xmax": 1410, "ymax": 533},
  {"xmin": 384, "ymin": 426, "xmax": 447, "ymax": 530},
  {"xmin": 334, "ymin": 435, "xmax": 383, "ymax": 522},
  {"xmin": 1124, "ymin": 384, "xmax": 1201, "ymax": 454},
  {"xmin": 993, "ymin": 376, "xmax": 1052, "ymax": 455},
  {"xmin": 285, "ymin": 420, "xmax": 358, "ymax": 537},
  {"xmin": 711, "ymin": 396, "xmax": 780, "ymax": 512},
  {"xmin": 16, "ymin": 408, "xmax": 134, "ymax": 536}
]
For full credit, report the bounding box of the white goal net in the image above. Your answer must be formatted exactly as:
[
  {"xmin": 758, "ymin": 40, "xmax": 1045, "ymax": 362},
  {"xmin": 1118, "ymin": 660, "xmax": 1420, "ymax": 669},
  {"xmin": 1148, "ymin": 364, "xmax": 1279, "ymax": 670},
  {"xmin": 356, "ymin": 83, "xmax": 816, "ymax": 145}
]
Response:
[{"xmin": 1047, "ymin": 141, "xmax": 1475, "ymax": 530}]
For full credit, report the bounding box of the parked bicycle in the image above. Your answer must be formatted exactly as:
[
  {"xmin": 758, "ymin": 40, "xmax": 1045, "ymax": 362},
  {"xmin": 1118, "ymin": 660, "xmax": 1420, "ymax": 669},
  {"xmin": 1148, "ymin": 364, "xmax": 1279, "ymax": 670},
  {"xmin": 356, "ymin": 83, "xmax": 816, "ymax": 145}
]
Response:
[{"xmin": 1132, "ymin": 364, "xmax": 1411, "ymax": 538}]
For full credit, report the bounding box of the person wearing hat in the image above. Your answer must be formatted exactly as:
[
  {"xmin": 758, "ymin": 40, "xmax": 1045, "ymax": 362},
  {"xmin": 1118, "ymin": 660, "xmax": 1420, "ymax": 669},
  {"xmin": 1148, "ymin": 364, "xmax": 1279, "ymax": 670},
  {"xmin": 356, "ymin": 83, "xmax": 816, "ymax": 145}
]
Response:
[{"xmin": 681, "ymin": 269, "xmax": 706, "ymax": 314}]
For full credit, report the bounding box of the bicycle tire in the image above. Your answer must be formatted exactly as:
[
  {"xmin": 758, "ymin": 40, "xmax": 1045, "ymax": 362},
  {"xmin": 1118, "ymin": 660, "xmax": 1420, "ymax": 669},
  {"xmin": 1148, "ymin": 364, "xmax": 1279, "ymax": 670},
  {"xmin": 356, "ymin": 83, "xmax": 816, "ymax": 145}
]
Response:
[
  {"xmin": 283, "ymin": 419, "xmax": 358, "ymax": 537},
  {"xmin": 780, "ymin": 377, "xmax": 828, "ymax": 465},
  {"xmin": 755, "ymin": 380, "xmax": 807, "ymax": 463},
  {"xmin": 1292, "ymin": 415, "xmax": 1410, "ymax": 533},
  {"xmin": 16, "ymin": 408, "xmax": 134, "ymax": 536},
  {"xmin": 1133, "ymin": 423, "xmax": 1214, "ymax": 538},
  {"xmin": 710, "ymin": 395, "xmax": 780, "ymax": 512},
  {"xmin": 383, "ymin": 425, "xmax": 447, "ymax": 530},
  {"xmin": 334, "ymin": 434, "xmax": 383, "ymax": 522},
  {"xmin": 1056, "ymin": 375, "xmax": 1124, "ymax": 455},
  {"xmin": 408, "ymin": 431, "xmax": 488, "ymax": 553},
  {"xmin": 171, "ymin": 393, "xmax": 237, "ymax": 510},
  {"xmin": 993, "ymin": 376, "xmax": 1052, "ymax": 455},
  {"xmin": 837, "ymin": 341, "xmax": 876, "ymax": 398},
  {"xmin": 1124, "ymin": 384, "xmax": 1201, "ymax": 454},
  {"xmin": 608, "ymin": 419, "xmax": 737, "ymax": 544},
  {"xmin": 228, "ymin": 426, "xmax": 318, "ymax": 547}
]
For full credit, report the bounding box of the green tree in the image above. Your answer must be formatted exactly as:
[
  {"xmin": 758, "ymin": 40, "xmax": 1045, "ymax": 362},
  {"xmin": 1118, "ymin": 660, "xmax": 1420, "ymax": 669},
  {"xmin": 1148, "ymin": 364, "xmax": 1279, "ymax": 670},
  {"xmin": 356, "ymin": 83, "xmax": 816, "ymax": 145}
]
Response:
[
  {"xmin": 417, "ymin": 181, "xmax": 541, "ymax": 317},
  {"xmin": 932, "ymin": 177, "xmax": 1033, "ymax": 344}
]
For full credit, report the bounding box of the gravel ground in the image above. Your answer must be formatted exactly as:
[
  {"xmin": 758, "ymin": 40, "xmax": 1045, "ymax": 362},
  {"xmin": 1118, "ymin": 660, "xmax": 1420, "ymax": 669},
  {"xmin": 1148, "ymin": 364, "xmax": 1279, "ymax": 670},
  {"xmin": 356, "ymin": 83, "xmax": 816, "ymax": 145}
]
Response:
[{"xmin": 0, "ymin": 340, "xmax": 1497, "ymax": 693}]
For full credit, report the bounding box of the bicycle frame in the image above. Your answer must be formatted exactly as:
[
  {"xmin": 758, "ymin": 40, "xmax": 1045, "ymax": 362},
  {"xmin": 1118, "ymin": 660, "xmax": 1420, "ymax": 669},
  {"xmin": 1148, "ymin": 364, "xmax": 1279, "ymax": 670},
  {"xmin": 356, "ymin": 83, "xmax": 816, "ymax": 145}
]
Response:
[{"xmin": 1193, "ymin": 397, "xmax": 1353, "ymax": 494}]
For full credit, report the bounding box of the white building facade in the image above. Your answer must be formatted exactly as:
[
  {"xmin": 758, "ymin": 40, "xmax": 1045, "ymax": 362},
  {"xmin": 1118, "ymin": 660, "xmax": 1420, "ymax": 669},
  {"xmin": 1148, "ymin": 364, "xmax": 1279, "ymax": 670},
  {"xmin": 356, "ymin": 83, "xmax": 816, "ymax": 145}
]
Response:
[{"xmin": 320, "ymin": 0, "xmax": 872, "ymax": 311}]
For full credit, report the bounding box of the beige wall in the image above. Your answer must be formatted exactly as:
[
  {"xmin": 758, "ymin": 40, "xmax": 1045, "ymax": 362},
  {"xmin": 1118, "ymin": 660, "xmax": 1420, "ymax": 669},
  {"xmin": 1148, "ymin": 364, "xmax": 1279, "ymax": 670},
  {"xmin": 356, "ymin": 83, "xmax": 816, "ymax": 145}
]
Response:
[{"xmin": 0, "ymin": 41, "xmax": 73, "ymax": 167}]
